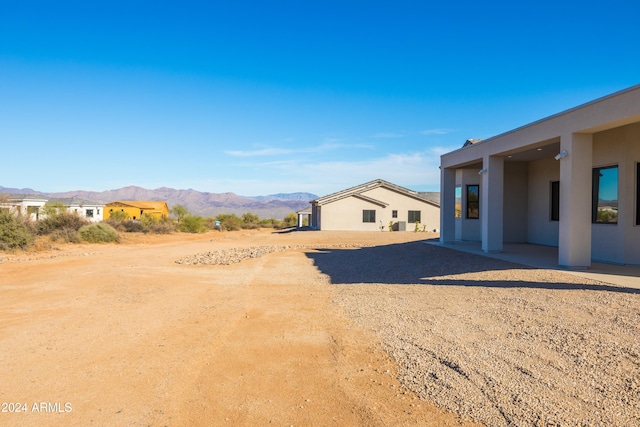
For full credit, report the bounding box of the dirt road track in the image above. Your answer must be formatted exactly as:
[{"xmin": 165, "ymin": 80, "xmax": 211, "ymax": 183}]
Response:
[{"xmin": 1, "ymin": 230, "xmax": 474, "ymax": 426}]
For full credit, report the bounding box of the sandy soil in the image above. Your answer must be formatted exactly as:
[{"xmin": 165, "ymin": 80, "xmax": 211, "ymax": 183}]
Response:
[{"xmin": 0, "ymin": 229, "xmax": 478, "ymax": 426}]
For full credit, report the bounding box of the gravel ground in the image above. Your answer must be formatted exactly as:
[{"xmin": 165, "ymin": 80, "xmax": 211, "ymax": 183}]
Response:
[
  {"xmin": 313, "ymin": 241, "xmax": 640, "ymax": 426},
  {"xmin": 175, "ymin": 235, "xmax": 639, "ymax": 426}
]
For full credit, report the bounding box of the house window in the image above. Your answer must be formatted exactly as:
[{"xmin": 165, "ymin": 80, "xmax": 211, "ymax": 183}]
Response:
[
  {"xmin": 455, "ymin": 186, "xmax": 462, "ymax": 218},
  {"xmin": 592, "ymin": 165, "xmax": 618, "ymax": 224},
  {"xmin": 362, "ymin": 210, "xmax": 376, "ymax": 223},
  {"xmin": 408, "ymin": 210, "xmax": 421, "ymax": 223},
  {"xmin": 86, "ymin": 209, "xmax": 94, "ymax": 218},
  {"xmin": 550, "ymin": 181, "xmax": 560, "ymax": 221},
  {"xmin": 466, "ymin": 185, "xmax": 479, "ymax": 219},
  {"xmin": 97, "ymin": 209, "xmax": 100, "ymax": 215},
  {"xmin": 392, "ymin": 210, "xmax": 398, "ymax": 218}
]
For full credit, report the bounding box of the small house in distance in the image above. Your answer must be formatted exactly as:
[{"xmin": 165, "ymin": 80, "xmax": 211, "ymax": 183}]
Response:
[
  {"xmin": 104, "ymin": 201, "xmax": 169, "ymax": 221},
  {"xmin": 0, "ymin": 195, "xmax": 49, "ymax": 221},
  {"xmin": 310, "ymin": 179, "xmax": 440, "ymax": 231},
  {"xmin": 48, "ymin": 198, "xmax": 105, "ymax": 222}
]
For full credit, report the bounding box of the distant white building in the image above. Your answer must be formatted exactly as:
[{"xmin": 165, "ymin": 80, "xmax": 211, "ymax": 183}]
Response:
[
  {"xmin": 0, "ymin": 195, "xmax": 48, "ymax": 220},
  {"xmin": 439, "ymin": 84, "xmax": 640, "ymax": 267},
  {"xmin": 0, "ymin": 195, "xmax": 104, "ymax": 222},
  {"xmin": 48, "ymin": 198, "xmax": 105, "ymax": 222}
]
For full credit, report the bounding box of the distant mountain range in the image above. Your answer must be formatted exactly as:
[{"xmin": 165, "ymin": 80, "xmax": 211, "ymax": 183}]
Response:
[{"xmin": 0, "ymin": 185, "xmax": 318, "ymax": 219}]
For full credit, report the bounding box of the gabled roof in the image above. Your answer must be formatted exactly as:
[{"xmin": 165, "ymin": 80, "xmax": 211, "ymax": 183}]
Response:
[{"xmin": 312, "ymin": 179, "xmax": 439, "ymax": 207}]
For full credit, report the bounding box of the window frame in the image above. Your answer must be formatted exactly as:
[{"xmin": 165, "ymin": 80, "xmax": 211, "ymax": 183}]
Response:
[
  {"xmin": 362, "ymin": 209, "xmax": 376, "ymax": 223},
  {"xmin": 408, "ymin": 210, "xmax": 421, "ymax": 223},
  {"xmin": 466, "ymin": 185, "xmax": 479, "ymax": 219},
  {"xmin": 592, "ymin": 165, "xmax": 619, "ymax": 224},
  {"xmin": 550, "ymin": 181, "xmax": 560, "ymax": 222},
  {"xmin": 392, "ymin": 210, "xmax": 398, "ymax": 218}
]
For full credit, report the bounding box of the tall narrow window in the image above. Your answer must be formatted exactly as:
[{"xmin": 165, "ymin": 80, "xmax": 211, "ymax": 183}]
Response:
[
  {"xmin": 408, "ymin": 210, "xmax": 421, "ymax": 223},
  {"xmin": 362, "ymin": 210, "xmax": 376, "ymax": 223},
  {"xmin": 455, "ymin": 186, "xmax": 462, "ymax": 218},
  {"xmin": 467, "ymin": 185, "xmax": 479, "ymax": 219},
  {"xmin": 392, "ymin": 210, "xmax": 398, "ymax": 218},
  {"xmin": 550, "ymin": 181, "xmax": 560, "ymax": 221},
  {"xmin": 592, "ymin": 165, "xmax": 618, "ymax": 224}
]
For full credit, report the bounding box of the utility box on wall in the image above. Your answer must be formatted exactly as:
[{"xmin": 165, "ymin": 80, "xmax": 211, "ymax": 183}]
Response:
[{"xmin": 393, "ymin": 221, "xmax": 406, "ymax": 231}]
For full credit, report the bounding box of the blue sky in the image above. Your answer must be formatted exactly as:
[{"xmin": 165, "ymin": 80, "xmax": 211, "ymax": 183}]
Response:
[{"xmin": 1, "ymin": 1, "xmax": 638, "ymax": 197}]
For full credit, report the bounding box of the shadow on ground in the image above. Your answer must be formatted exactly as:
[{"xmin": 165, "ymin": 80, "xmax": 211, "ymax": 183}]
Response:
[{"xmin": 305, "ymin": 241, "xmax": 640, "ymax": 295}]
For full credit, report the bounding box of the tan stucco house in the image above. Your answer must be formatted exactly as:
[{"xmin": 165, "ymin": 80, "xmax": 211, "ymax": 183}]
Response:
[
  {"xmin": 440, "ymin": 84, "xmax": 640, "ymax": 268},
  {"xmin": 310, "ymin": 179, "xmax": 440, "ymax": 231}
]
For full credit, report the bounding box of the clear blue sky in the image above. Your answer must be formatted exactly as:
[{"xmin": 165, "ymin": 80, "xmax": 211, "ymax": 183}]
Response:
[{"xmin": 1, "ymin": 1, "xmax": 638, "ymax": 197}]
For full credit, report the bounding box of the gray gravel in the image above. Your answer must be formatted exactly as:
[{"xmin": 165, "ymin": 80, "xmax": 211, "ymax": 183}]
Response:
[
  {"xmin": 324, "ymin": 242, "xmax": 640, "ymax": 426},
  {"xmin": 178, "ymin": 240, "xmax": 640, "ymax": 426}
]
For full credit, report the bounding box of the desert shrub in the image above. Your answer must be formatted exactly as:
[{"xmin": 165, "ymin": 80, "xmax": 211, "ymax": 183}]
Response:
[
  {"xmin": 282, "ymin": 213, "xmax": 297, "ymax": 228},
  {"xmin": 147, "ymin": 221, "xmax": 176, "ymax": 234},
  {"xmin": 120, "ymin": 220, "xmax": 145, "ymax": 233},
  {"xmin": 179, "ymin": 215, "xmax": 207, "ymax": 233},
  {"xmin": 241, "ymin": 212, "xmax": 260, "ymax": 229},
  {"xmin": 215, "ymin": 213, "xmax": 242, "ymax": 231},
  {"xmin": 49, "ymin": 228, "xmax": 82, "ymax": 243},
  {"xmin": 38, "ymin": 211, "xmax": 89, "ymax": 235},
  {"xmin": 258, "ymin": 218, "xmax": 282, "ymax": 229},
  {"xmin": 140, "ymin": 214, "xmax": 158, "ymax": 228},
  {"xmin": 78, "ymin": 223, "xmax": 120, "ymax": 243},
  {"xmin": 0, "ymin": 210, "xmax": 35, "ymax": 250},
  {"xmin": 108, "ymin": 210, "xmax": 130, "ymax": 221}
]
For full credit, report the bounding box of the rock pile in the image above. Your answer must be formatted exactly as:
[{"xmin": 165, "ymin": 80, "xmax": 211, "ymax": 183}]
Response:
[{"xmin": 175, "ymin": 243, "xmax": 370, "ymax": 266}]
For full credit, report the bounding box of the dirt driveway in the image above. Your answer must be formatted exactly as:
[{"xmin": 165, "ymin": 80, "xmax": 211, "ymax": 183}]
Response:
[{"xmin": 0, "ymin": 229, "xmax": 476, "ymax": 426}]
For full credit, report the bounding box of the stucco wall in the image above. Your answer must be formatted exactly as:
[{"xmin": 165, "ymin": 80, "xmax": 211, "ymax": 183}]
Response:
[
  {"xmin": 316, "ymin": 187, "xmax": 440, "ymax": 231},
  {"xmin": 591, "ymin": 122, "xmax": 640, "ymax": 264},
  {"xmin": 503, "ymin": 162, "xmax": 529, "ymax": 242},
  {"xmin": 456, "ymin": 169, "xmax": 481, "ymax": 241},
  {"xmin": 527, "ymin": 157, "xmax": 560, "ymax": 246}
]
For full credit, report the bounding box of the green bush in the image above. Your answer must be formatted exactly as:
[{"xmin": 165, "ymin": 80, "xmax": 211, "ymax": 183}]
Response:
[
  {"xmin": 215, "ymin": 213, "xmax": 242, "ymax": 231},
  {"xmin": 38, "ymin": 211, "xmax": 89, "ymax": 235},
  {"xmin": 179, "ymin": 215, "xmax": 207, "ymax": 233},
  {"xmin": 0, "ymin": 209, "xmax": 34, "ymax": 250},
  {"xmin": 79, "ymin": 223, "xmax": 120, "ymax": 243},
  {"xmin": 49, "ymin": 228, "xmax": 82, "ymax": 243},
  {"xmin": 258, "ymin": 218, "xmax": 282, "ymax": 229},
  {"xmin": 282, "ymin": 213, "xmax": 297, "ymax": 228}
]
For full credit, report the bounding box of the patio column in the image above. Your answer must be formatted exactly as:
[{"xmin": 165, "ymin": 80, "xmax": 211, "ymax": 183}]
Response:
[
  {"xmin": 481, "ymin": 155, "xmax": 504, "ymax": 252},
  {"xmin": 440, "ymin": 166, "xmax": 456, "ymax": 243},
  {"xmin": 558, "ymin": 133, "xmax": 592, "ymax": 268}
]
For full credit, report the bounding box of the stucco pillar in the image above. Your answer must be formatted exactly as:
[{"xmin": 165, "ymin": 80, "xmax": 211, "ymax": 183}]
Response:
[
  {"xmin": 440, "ymin": 167, "xmax": 456, "ymax": 243},
  {"xmin": 481, "ymin": 155, "xmax": 504, "ymax": 252},
  {"xmin": 558, "ymin": 133, "xmax": 592, "ymax": 268}
]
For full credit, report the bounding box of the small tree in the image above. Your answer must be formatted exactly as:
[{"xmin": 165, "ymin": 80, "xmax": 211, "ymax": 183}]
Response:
[
  {"xmin": 215, "ymin": 213, "xmax": 242, "ymax": 231},
  {"xmin": 282, "ymin": 213, "xmax": 297, "ymax": 228},
  {"xmin": 170, "ymin": 205, "xmax": 189, "ymax": 223},
  {"xmin": 241, "ymin": 212, "xmax": 260, "ymax": 229}
]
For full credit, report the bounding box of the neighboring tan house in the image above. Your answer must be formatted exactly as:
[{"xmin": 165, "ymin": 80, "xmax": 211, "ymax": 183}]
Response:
[
  {"xmin": 0, "ymin": 195, "xmax": 48, "ymax": 221},
  {"xmin": 439, "ymin": 84, "xmax": 640, "ymax": 268},
  {"xmin": 48, "ymin": 198, "xmax": 105, "ymax": 223},
  {"xmin": 103, "ymin": 200, "xmax": 169, "ymax": 221},
  {"xmin": 310, "ymin": 179, "xmax": 440, "ymax": 231}
]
